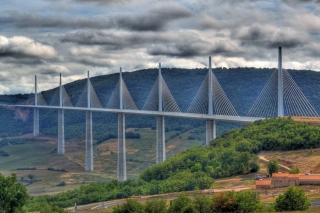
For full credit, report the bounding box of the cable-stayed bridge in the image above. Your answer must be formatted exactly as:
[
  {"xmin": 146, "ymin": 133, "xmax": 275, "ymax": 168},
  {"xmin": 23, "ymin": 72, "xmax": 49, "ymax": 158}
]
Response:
[{"xmin": 13, "ymin": 47, "xmax": 319, "ymax": 181}]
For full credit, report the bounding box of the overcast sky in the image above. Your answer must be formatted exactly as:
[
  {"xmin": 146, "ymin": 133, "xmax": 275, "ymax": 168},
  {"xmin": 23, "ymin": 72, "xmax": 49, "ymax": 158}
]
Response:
[{"xmin": 1, "ymin": 0, "xmax": 320, "ymax": 94}]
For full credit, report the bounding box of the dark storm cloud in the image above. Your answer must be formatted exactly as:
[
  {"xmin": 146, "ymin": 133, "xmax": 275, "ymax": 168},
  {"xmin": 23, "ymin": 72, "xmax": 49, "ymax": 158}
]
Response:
[
  {"xmin": 0, "ymin": 13, "xmax": 112, "ymax": 29},
  {"xmin": 147, "ymin": 37, "xmax": 242, "ymax": 57},
  {"xmin": 234, "ymin": 25, "xmax": 306, "ymax": 49},
  {"xmin": 115, "ymin": 5, "xmax": 193, "ymax": 31},
  {"xmin": 282, "ymin": 0, "xmax": 320, "ymax": 4},
  {"xmin": 1, "ymin": 57, "xmax": 45, "ymax": 65},
  {"xmin": 0, "ymin": 4, "xmax": 192, "ymax": 31},
  {"xmin": 60, "ymin": 30, "xmax": 174, "ymax": 48},
  {"xmin": 45, "ymin": 0, "xmax": 129, "ymax": 5}
]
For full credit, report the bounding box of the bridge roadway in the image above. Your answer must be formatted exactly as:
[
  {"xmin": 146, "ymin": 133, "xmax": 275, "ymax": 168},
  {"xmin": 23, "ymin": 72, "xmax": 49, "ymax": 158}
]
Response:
[{"xmin": 14, "ymin": 105, "xmax": 264, "ymax": 123}]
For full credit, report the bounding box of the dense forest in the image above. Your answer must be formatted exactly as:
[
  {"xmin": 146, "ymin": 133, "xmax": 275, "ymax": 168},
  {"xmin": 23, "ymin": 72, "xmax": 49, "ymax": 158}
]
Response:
[
  {"xmin": 213, "ymin": 117, "xmax": 320, "ymax": 151},
  {"xmin": 26, "ymin": 117, "xmax": 320, "ymax": 210},
  {"xmin": 0, "ymin": 67, "xmax": 320, "ymax": 141}
]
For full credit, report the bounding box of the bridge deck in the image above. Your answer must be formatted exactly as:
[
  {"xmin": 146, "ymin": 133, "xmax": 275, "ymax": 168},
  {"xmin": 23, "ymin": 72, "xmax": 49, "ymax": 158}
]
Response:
[{"xmin": 13, "ymin": 105, "xmax": 263, "ymax": 123}]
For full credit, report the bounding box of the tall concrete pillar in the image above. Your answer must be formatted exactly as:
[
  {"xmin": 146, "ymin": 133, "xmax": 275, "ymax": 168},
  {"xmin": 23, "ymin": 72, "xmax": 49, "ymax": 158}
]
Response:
[
  {"xmin": 156, "ymin": 116, "xmax": 165, "ymax": 163},
  {"xmin": 58, "ymin": 73, "xmax": 65, "ymax": 154},
  {"xmin": 117, "ymin": 68, "xmax": 127, "ymax": 181},
  {"xmin": 278, "ymin": 47, "xmax": 284, "ymax": 117},
  {"xmin": 206, "ymin": 57, "xmax": 216, "ymax": 145},
  {"xmin": 33, "ymin": 108, "xmax": 39, "ymax": 136},
  {"xmin": 156, "ymin": 63, "xmax": 166, "ymax": 163},
  {"xmin": 58, "ymin": 109, "xmax": 65, "ymax": 154},
  {"xmin": 85, "ymin": 71, "xmax": 93, "ymax": 172},
  {"xmin": 117, "ymin": 113, "xmax": 126, "ymax": 181},
  {"xmin": 206, "ymin": 120, "xmax": 216, "ymax": 146},
  {"xmin": 33, "ymin": 75, "xmax": 39, "ymax": 136},
  {"xmin": 85, "ymin": 111, "xmax": 93, "ymax": 171}
]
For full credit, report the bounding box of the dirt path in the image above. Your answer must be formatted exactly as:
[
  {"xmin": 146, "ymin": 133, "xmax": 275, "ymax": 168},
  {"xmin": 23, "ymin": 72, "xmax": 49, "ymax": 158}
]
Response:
[{"xmin": 259, "ymin": 156, "xmax": 291, "ymax": 171}]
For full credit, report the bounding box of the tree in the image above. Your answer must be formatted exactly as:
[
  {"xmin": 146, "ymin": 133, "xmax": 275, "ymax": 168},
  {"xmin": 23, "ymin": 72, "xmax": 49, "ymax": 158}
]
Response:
[
  {"xmin": 145, "ymin": 199, "xmax": 167, "ymax": 213},
  {"xmin": 211, "ymin": 191, "xmax": 239, "ymax": 213},
  {"xmin": 28, "ymin": 174, "xmax": 35, "ymax": 180},
  {"xmin": 39, "ymin": 203, "xmax": 69, "ymax": 213},
  {"xmin": 275, "ymin": 186, "xmax": 311, "ymax": 211},
  {"xmin": 289, "ymin": 166, "xmax": 300, "ymax": 174},
  {"xmin": 267, "ymin": 159, "xmax": 279, "ymax": 176},
  {"xmin": 113, "ymin": 199, "xmax": 145, "ymax": 213},
  {"xmin": 168, "ymin": 194, "xmax": 193, "ymax": 213},
  {"xmin": 0, "ymin": 173, "xmax": 30, "ymax": 213},
  {"xmin": 193, "ymin": 195, "xmax": 212, "ymax": 213},
  {"xmin": 236, "ymin": 190, "xmax": 263, "ymax": 213}
]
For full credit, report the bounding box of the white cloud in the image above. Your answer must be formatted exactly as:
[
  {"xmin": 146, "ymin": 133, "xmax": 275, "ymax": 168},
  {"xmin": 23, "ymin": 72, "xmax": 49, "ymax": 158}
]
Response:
[{"xmin": 0, "ymin": 36, "xmax": 56, "ymax": 59}]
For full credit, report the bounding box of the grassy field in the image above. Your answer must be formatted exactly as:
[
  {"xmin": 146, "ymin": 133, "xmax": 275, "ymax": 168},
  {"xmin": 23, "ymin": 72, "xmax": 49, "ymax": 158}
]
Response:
[{"xmin": 0, "ymin": 128, "xmax": 205, "ymax": 195}]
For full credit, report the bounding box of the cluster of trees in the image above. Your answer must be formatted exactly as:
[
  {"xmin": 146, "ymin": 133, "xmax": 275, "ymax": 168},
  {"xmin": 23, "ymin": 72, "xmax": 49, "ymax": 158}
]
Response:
[
  {"xmin": 0, "ymin": 172, "xmax": 312, "ymax": 213},
  {"xmin": 211, "ymin": 118, "xmax": 320, "ymax": 151},
  {"xmin": 16, "ymin": 167, "xmax": 37, "ymax": 170},
  {"xmin": 0, "ymin": 137, "xmax": 39, "ymax": 149},
  {"xmin": 140, "ymin": 145, "xmax": 259, "ymax": 181},
  {"xmin": 27, "ymin": 140, "xmax": 259, "ymax": 210},
  {"xmin": 0, "ymin": 150, "xmax": 9, "ymax": 157},
  {"xmin": 47, "ymin": 167, "xmax": 68, "ymax": 172},
  {"xmin": 113, "ymin": 187, "xmax": 311, "ymax": 213},
  {"xmin": 0, "ymin": 173, "xmax": 30, "ymax": 213}
]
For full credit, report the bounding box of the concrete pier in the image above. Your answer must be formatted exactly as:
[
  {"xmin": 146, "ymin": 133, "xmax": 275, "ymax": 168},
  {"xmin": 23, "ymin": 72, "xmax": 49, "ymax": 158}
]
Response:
[
  {"xmin": 278, "ymin": 47, "xmax": 284, "ymax": 117},
  {"xmin": 85, "ymin": 111, "xmax": 93, "ymax": 172},
  {"xmin": 206, "ymin": 120, "xmax": 216, "ymax": 146},
  {"xmin": 156, "ymin": 116, "xmax": 165, "ymax": 163},
  {"xmin": 33, "ymin": 108, "xmax": 39, "ymax": 136},
  {"xmin": 58, "ymin": 74, "xmax": 65, "ymax": 154},
  {"xmin": 58, "ymin": 109, "xmax": 65, "ymax": 154},
  {"xmin": 117, "ymin": 113, "xmax": 126, "ymax": 181}
]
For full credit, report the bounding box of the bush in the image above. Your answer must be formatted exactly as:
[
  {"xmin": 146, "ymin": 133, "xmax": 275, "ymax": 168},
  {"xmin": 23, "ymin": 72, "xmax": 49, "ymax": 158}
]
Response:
[
  {"xmin": 0, "ymin": 150, "xmax": 9, "ymax": 157},
  {"xmin": 275, "ymin": 186, "xmax": 311, "ymax": 211},
  {"xmin": 57, "ymin": 181, "xmax": 66, "ymax": 186},
  {"xmin": 267, "ymin": 159, "xmax": 279, "ymax": 176},
  {"xmin": 113, "ymin": 199, "xmax": 145, "ymax": 213},
  {"xmin": 289, "ymin": 166, "xmax": 300, "ymax": 174}
]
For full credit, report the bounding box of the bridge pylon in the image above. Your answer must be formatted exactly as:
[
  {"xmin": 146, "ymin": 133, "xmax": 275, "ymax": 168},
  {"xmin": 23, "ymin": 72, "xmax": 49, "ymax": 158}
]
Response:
[
  {"xmin": 33, "ymin": 75, "xmax": 39, "ymax": 136},
  {"xmin": 117, "ymin": 68, "xmax": 126, "ymax": 181},
  {"xmin": 85, "ymin": 71, "xmax": 93, "ymax": 172},
  {"xmin": 156, "ymin": 63, "xmax": 165, "ymax": 164},
  {"xmin": 278, "ymin": 47, "xmax": 284, "ymax": 117},
  {"xmin": 187, "ymin": 56, "xmax": 239, "ymax": 145},
  {"xmin": 58, "ymin": 73, "xmax": 65, "ymax": 154},
  {"xmin": 206, "ymin": 56, "xmax": 215, "ymax": 146},
  {"xmin": 142, "ymin": 63, "xmax": 181, "ymax": 164}
]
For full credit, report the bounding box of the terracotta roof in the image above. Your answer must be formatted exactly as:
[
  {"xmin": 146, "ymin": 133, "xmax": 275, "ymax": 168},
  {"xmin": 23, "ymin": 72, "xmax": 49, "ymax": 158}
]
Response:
[
  {"xmin": 272, "ymin": 173, "xmax": 300, "ymax": 178},
  {"xmin": 272, "ymin": 173, "xmax": 289, "ymax": 177},
  {"xmin": 288, "ymin": 174, "xmax": 300, "ymax": 178},
  {"xmin": 255, "ymin": 180, "xmax": 271, "ymax": 186},
  {"xmin": 299, "ymin": 175, "xmax": 320, "ymax": 181}
]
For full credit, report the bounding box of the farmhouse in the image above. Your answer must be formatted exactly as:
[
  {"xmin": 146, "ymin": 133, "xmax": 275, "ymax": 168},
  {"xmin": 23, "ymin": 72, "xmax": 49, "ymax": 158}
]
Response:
[{"xmin": 256, "ymin": 173, "xmax": 320, "ymax": 189}]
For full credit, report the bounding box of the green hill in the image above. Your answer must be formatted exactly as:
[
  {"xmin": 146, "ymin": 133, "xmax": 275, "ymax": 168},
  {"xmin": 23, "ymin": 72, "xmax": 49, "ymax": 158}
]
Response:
[
  {"xmin": 26, "ymin": 117, "xmax": 320, "ymax": 210},
  {"xmin": 1, "ymin": 67, "xmax": 320, "ymax": 141}
]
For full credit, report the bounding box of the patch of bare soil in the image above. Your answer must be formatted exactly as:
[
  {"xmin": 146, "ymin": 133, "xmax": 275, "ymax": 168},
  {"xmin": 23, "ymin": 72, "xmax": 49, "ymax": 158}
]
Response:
[
  {"xmin": 259, "ymin": 148, "xmax": 320, "ymax": 173},
  {"xmin": 287, "ymin": 116, "xmax": 320, "ymax": 125}
]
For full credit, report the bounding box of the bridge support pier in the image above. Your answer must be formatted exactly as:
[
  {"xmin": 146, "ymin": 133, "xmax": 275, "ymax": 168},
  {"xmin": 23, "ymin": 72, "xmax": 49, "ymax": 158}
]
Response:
[
  {"xmin": 206, "ymin": 120, "xmax": 216, "ymax": 146},
  {"xmin": 85, "ymin": 111, "xmax": 93, "ymax": 172},
  {"xmin": 58, "ymin": 109, "xmax": 65, "ymax": 154},
  {"xmin": 118, "ymin": 113, "xmax": 126, "ymax": 181},
  {"xmin": 156, "ymin": 116, "xmax": 165, "ymax": 163},
  {"xmin": 33, "ymin": 108, "xmax": 39, "ymax": 136}
]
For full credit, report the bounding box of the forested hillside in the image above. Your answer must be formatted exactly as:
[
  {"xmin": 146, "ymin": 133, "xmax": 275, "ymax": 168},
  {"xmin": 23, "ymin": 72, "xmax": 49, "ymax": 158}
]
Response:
[
  {"xmin": 213, "ymin": 117, "xmax": 320, "ymax": 151},
  {"xmin": 0, "ymin": 67, "xmax": 320, "ymax": 141},
  {"xmin": 27, "ymin": 117, "xmax": 320, "ymax": 210}
]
